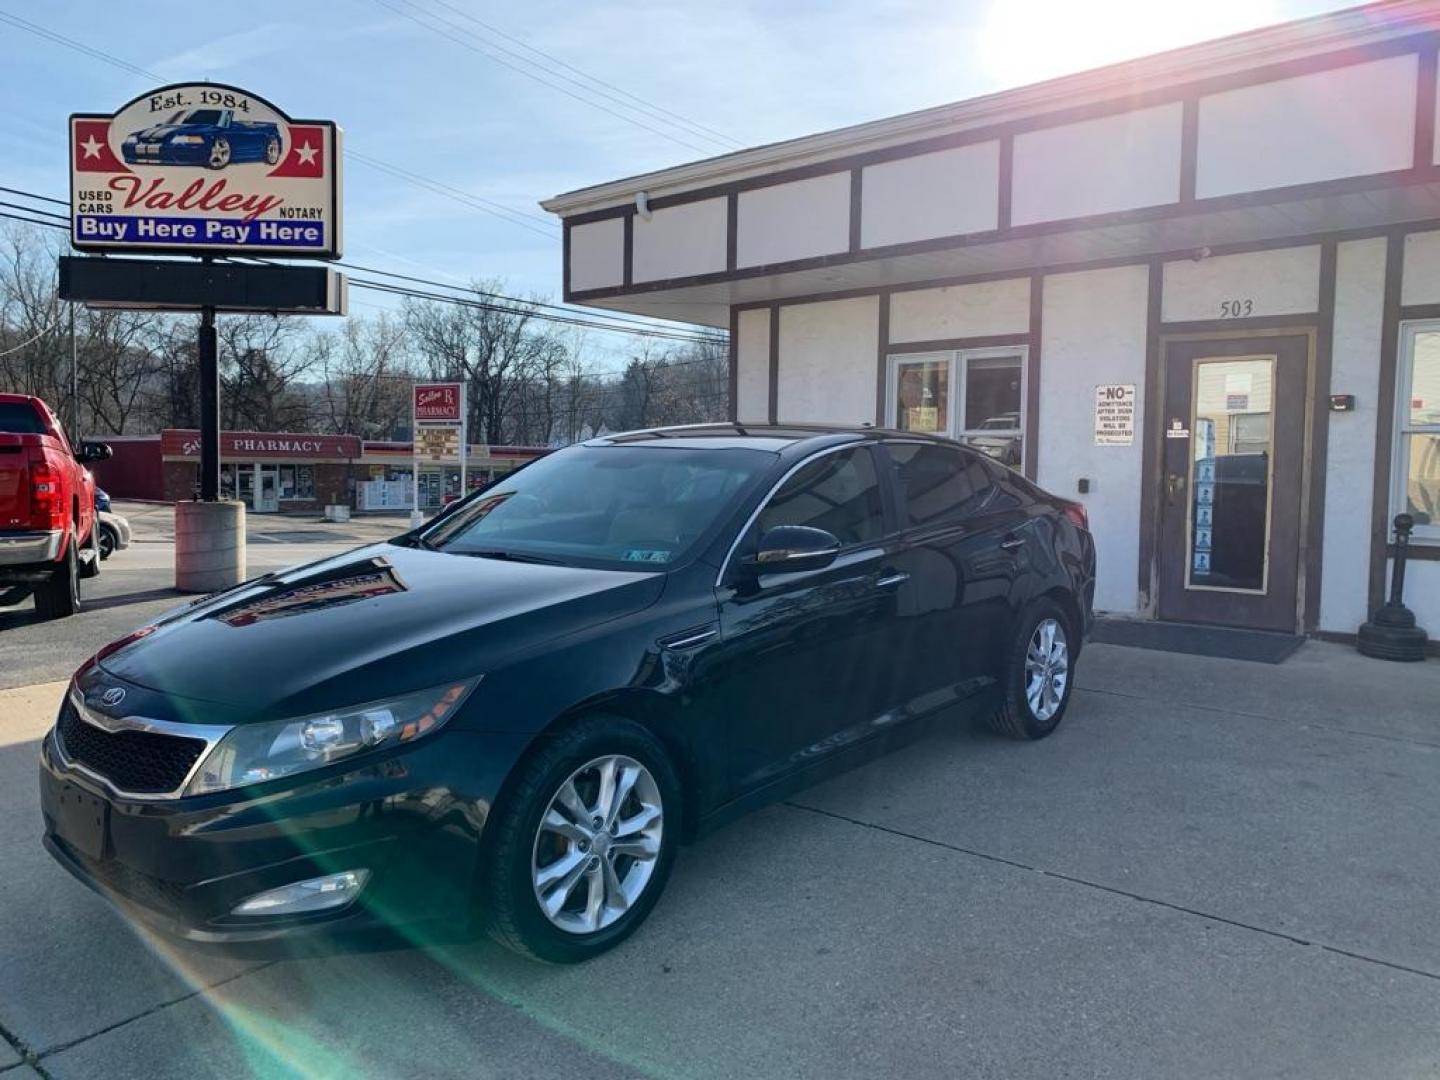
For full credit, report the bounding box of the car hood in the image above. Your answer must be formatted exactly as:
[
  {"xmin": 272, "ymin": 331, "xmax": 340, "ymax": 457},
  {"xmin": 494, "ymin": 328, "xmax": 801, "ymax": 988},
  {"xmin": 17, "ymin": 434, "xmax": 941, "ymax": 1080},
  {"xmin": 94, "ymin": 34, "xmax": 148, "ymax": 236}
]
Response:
[
  {"xmin": 134, "ymin": 124, "xmax": 188, "ymax": 140},
  {"xmin": 97, "ymin": 541, "xmax": 665, "ymax": 720}
]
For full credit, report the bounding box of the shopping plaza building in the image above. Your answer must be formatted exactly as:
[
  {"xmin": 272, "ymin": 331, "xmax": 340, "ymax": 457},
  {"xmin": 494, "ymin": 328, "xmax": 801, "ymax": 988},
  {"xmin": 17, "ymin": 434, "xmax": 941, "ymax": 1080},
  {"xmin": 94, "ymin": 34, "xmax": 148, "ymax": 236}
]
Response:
[
  {"xmin": 543, "ymin": 0, "xmax": 1440, "ymax": 641},
  {"xmin": 96, "ymin": 430, "xmax": 545, "ymax": 513}
]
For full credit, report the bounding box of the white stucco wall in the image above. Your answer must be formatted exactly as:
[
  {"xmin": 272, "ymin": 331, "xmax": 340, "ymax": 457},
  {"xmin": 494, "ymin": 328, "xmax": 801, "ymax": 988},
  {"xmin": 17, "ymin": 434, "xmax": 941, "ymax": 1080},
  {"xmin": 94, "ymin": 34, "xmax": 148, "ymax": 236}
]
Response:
[
  {"xmin": 1161, "ymin": 246, "xmax": 1321, "ymax": 322},
  {"xmin": 735, "ymin": 307, "xmax": 771, "ymax": 423},
  {"xmin": 1196, "ymin": 54, "xmax": 1418, "ymax": 198},
  {"xmin": 1397, "ymin": 561, "xmax": 1440, "ymax": 632},
  {"xmin": 1036, "ymin": 265, "xmax": 1151, "ymax": 615},
  {"xmin": 1320, "ymin": 237, "xmax": 1388, "ymax": 633},
  {"xmin": 776, "ymin": 298, "xmax": 879, "ymax": 425},
  {"xmin": 736, "ymin": 172, "xmax": 851, "ymax": 269},
  {"xmin": 888, "ymin": 278, "xmax": 1030, "ymax": 343},
  {"xmin": 1012, "ymin": 103, "xmax": 1183, "ymax": 226},
  {"xmin": 1400, "ymin": 230, "xmax": 1440, "ymax": 306},
  {"xmin": 568, "ymin": 218, "xmax": 624, "ymax": 292},
  {"xmin": 860, "ymin": 142, "xmax": 999, "ymax": 248},
  {"xmin": 632, "ymin": 198, "xmax": 727, "ymax": 283}
]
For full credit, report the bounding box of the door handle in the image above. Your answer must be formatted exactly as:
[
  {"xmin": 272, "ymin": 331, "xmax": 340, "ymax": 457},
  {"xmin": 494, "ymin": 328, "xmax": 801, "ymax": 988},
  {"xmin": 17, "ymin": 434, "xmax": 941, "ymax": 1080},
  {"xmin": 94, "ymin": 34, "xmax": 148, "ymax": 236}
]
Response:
[
  {"xmin": 999, "ymin": 535, "xmax": 1025, "ymax": 551},
  {"xmin": 875, "ymin": 572, "xmax": 910, "ymax": 588}
]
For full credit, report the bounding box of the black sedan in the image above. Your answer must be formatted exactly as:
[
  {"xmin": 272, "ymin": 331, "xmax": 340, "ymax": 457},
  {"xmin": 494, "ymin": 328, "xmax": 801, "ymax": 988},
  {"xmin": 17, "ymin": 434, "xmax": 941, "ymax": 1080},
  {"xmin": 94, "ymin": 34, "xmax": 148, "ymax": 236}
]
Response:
[{"xmin": 39, "ymin": 425, "xmax": 1095, "ymax": 962}]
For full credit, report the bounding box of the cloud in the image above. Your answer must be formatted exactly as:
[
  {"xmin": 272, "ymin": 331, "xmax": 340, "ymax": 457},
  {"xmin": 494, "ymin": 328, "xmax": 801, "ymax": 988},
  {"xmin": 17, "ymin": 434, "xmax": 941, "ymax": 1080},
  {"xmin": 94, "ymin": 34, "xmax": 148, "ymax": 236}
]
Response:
[{"xmin": 147, "ymin": 24, "xmax": 298, "ymax": 81}]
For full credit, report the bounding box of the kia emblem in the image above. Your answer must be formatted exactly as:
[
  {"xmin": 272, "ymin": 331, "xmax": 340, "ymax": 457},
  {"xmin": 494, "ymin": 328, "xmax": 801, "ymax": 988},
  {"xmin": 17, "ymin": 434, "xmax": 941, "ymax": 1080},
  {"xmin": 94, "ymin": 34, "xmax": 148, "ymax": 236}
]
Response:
[{"xmin": 100, "ymin": 687, "xmax": 126, "ymax": 708}]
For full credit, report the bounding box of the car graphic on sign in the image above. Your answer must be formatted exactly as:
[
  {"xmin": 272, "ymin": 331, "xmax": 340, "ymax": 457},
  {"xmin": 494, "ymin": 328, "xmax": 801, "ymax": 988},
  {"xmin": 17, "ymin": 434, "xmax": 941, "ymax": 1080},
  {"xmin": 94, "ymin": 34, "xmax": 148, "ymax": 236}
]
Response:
[{"xmin": 120, "ymin": 108, "xmax": 281, "ymax": 170}]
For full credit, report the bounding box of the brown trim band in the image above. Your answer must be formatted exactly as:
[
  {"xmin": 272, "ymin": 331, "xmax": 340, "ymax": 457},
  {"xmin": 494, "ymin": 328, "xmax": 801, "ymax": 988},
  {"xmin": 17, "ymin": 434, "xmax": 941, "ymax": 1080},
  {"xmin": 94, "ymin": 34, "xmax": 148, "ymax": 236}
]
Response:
[
  {"xmin": 726, "ymin": 193, "xmax": 738, "ymax": 272},
  {"xmin": 997, "ymin": 135, "xmax": 1014, "ymax": 231},
  {"xmin": 885, "ymin": 332, "xmax": 1031, "ymax": 354},
  {"xmin": 874, "ymin": 292, "xmax": 891, "ymax": 424},
  {"xmin": 1369, "ymin": 231, "xmax": 1406, "ymax": 612},
  {"xmin": 767, "ymin": 302, "xmax": 780, "ymax": 424},
  {"xmin": 1399, "ymin": 302, "xmax": 1440, "ymax": 320},
  {"xmin": 727, "ymin": 306, "xmax": 740, "ymax": 423},
  {"xmin": 1179, "ymin": 98, "xmax": 1199, "ymax": 204},
  {"xmin": 1137, "ymin": 260, "xmax": 1164, "ymax": 610},
  {"xmin": 849, "ymin": 170, "xmax": 863, "ymax": 253},
  {"xmin": 622, "ymin": 214, "xmax": 634, "ymax": 288},
  {"xmin": 1387, "ymin": 542, "xmax": 1440, "ymax": 561},
  {"xmin": 1159, "ymin": 312, "xmax": 1322, "ymax": 334},
  {"xmin": 1025, "ymin": 274, "xmax": 1043, "ymax": 481},
  {"xmin": 1303, "ymin": 240, "xmax": 1339, "ymax": 631}
]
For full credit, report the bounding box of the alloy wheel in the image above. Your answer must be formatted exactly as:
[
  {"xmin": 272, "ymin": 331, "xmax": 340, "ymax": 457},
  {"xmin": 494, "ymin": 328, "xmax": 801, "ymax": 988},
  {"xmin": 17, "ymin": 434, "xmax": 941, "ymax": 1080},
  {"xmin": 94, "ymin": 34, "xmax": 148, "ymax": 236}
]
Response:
[
  {"xmin": 209, "ymin": 139, "xmax": 231, "ymax": 168},
  {"xmin": 531, "ymin": 754, "xmax": 663, "ymax": 935},
  {"xmin": 265, "ymin": 137, "xmax": 280, "ymax": 164},
  {"xmin": 1024, "ymin": 617, "xmax": 1069, "ymax": 722}
]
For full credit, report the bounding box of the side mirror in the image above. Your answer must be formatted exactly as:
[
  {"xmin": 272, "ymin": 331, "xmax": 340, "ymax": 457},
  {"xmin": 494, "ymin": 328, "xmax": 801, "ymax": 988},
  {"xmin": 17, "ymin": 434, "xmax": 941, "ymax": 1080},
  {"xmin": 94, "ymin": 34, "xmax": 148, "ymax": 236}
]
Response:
[
  {"xmin": 78, "ymin": 441, "xmax": 113, "ymax": 463},
  {"xmin": 741, "ymin": 525, "xmax": 842, "ymax": 575}
]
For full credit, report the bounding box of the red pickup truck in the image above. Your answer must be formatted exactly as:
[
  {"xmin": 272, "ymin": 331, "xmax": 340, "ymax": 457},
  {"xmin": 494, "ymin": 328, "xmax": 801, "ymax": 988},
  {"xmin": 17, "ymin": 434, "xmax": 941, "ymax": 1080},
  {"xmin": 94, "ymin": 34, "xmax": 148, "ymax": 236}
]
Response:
[{"xmin": 0, "ymin": 394, "xmax": 110, "ymax": 619}]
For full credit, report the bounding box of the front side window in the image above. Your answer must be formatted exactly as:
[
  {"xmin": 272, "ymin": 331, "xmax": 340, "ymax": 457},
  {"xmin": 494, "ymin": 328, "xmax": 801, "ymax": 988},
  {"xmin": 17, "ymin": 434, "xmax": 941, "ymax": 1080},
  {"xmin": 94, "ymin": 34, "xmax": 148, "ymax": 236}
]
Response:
[
  {"xmin": 889, "ymin": 348, "xmax": 1026, "ymax": 470},
  {"xmin": 886, "ymin": 442, "xmax": 994, "ymax": 528},
  {"xmin": 1395, "ymin": 323, "xmax": 1440, "ymax": 544},
  {"xmin": 757, "ymin": 448, "xmax": 885, "ymax": 546}
]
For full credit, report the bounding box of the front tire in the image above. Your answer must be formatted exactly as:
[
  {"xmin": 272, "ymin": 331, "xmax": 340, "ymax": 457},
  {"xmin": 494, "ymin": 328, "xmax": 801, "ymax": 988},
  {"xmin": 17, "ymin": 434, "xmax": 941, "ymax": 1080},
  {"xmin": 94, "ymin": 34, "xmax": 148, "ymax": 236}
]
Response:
[
  {"xmin": 484, "ymin": 716, "xmax": 680, "ymax": 963},
  {"xmin": 988, "ymin": 598, "xmax": 1074, "ymax": 740},
  {"xmin": 34, "ymin": 532, "xmax": 80, "ymax": 620},
  {"xmin": 98, "ymin": 524, "xmax": 117, "ymax": 560},
  {"xmin": 207, "ymin": 138, "xmax": 231, "ymax": 169}
]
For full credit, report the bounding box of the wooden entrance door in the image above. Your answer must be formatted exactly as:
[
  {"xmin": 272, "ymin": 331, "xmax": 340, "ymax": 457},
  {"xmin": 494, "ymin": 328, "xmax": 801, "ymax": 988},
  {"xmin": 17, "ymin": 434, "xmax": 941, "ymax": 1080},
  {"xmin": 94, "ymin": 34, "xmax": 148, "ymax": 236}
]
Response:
[{"xmin": 1157, "ymin": 335, "xmax": 1308, "ymax": 632}]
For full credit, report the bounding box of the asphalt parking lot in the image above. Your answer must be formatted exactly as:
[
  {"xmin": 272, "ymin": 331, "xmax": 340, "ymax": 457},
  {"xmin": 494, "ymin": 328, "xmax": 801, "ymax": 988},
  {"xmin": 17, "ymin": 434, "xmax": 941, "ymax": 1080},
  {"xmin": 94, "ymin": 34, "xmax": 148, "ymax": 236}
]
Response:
[{"xmin": 1, "ymin": 507, "xmax": 1438, "ymax": 1078}]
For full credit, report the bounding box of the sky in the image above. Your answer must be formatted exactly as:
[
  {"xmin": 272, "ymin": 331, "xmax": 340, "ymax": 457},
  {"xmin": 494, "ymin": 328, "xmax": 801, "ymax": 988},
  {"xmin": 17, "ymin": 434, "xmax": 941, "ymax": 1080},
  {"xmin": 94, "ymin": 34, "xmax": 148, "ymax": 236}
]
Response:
[{"xmin": 0, "ymin": 0, "xmax": 1352, "ymax": 359}]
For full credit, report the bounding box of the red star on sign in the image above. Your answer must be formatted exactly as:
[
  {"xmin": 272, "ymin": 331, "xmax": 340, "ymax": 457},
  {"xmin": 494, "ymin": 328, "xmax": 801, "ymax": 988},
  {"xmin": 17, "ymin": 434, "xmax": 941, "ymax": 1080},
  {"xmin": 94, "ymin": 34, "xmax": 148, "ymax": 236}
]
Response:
[
  {"xmin": 268, "ymin": 125, "xmax": 327, "ymax": 178},
  {"xmin": 71, "ymin": 118, "xmax": 128, "ymax": 173}
]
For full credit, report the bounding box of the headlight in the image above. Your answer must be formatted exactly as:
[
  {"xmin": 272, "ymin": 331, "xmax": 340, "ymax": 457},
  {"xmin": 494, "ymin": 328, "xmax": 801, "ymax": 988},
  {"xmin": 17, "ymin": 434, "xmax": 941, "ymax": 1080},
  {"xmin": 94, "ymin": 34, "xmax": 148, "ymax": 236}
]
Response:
[
  {"xmin": 184, "ymin": 679, "xmax": 478, "ymax": 796},
  {"xmin": 170, "ymin": 135, "xmax": 205, "ymax": 145}
]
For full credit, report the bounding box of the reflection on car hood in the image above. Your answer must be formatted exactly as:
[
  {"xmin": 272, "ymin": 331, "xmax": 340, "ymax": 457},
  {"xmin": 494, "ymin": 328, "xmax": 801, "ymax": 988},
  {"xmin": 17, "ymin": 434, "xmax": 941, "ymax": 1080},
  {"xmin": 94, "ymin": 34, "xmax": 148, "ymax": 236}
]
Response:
[{"xmin": 98, "ymin": 541, "xmax": 664, "ymax": 719}]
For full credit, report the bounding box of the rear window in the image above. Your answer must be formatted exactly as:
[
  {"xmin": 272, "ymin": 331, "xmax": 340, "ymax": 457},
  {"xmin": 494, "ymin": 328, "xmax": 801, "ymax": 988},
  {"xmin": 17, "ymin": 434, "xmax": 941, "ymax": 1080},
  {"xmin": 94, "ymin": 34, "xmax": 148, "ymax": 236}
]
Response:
[
  {"xmin": 0, "ymin": 402, "xmax": 47, "ymax": 435},
  {"xmin": 886, "ymin": 442, "xmax": 994, "ymax": 527}
]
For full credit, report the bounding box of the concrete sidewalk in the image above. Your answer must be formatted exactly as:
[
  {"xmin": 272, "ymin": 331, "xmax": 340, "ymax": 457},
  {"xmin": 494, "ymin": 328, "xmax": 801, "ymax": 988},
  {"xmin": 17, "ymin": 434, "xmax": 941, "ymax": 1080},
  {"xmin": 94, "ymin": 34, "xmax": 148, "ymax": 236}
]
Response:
[{"xmin": 1, "ymin": 642, "xmax": 1437, "ymax": 1079}]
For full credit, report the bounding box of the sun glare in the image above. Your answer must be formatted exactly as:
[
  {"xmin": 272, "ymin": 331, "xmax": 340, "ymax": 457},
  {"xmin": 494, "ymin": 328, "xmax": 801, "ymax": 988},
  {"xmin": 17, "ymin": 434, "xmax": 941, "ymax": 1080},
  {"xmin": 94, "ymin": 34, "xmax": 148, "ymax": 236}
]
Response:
[{"xmin": 979, "ymin": 0, "xmax": 1287, "ymax": 88}]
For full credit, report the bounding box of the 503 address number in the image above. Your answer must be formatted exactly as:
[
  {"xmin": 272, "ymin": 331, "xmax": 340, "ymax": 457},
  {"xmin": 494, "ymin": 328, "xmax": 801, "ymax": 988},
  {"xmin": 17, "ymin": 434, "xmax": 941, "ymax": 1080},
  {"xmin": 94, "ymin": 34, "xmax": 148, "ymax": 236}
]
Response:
[{"xmin": 1219, "ymin": 298, "xmax": 1255, "ymax": 318}]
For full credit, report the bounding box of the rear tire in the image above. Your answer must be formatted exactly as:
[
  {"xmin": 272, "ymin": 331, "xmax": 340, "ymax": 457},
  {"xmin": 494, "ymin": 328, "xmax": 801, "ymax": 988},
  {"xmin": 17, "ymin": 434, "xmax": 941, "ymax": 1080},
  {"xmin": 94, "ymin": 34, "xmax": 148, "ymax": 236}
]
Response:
[
  {"xmin": 483, "ymin": 716, "xmax": 680, "ymax": 963},
  {"xmin": 988, "ymin": 598, "xmax": 1074, "ymax": 740},
  {"xmin": 34, "ymin": 533, "xmax": 81, "ymax": 620},
  {"xmin": 98, "ymin": 524, "xmax": 117, "ymax": 560}
]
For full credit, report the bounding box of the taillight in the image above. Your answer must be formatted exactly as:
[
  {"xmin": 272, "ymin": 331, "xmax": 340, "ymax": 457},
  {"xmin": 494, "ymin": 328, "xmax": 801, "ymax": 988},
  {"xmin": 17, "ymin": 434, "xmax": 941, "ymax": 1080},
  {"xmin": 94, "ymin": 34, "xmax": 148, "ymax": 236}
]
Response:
[
  {"xmin": 1061, "ymin": 501, "xmax": 1089, "ymax": 532},
  {"xmin": 30, "ymin": 461, "xmax": 65, "ymax": 528}
]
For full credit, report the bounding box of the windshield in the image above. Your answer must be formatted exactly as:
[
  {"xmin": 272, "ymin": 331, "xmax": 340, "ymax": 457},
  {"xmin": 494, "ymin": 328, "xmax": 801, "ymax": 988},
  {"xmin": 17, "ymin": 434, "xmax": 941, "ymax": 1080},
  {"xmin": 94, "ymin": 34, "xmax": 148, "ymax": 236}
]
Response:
[
  {"xmin": 419, "ymin": 444, "xmax": 774, "ymax": 569},
  {"xmin": 181, "ymin": 109, "xmax": 224, "ymax": 126}
]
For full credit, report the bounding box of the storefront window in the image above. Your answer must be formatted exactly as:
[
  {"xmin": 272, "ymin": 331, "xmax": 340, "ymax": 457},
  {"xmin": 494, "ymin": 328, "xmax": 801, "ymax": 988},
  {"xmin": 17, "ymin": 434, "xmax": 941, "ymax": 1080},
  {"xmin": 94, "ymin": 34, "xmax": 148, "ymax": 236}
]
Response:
[
  {"xmin": 276, "ymin": 465, "xmax": 316, "ymax": 501},
  {"xmin": 1395, "ymin": 324, "xmax": 1440, "ymax": 543},
  {"xmin": 888, "ymin": 348, "xmax": 1026, "ymax": 469}
]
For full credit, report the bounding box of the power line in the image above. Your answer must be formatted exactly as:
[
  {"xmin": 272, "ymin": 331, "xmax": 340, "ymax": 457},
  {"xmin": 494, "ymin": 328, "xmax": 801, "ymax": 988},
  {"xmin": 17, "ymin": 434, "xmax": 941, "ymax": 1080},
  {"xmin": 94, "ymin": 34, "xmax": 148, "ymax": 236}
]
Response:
[
  {"xmin": 0, "ymin": 318, "xmax": 60, "ymax": 357},
  {"xmin": 347, "ymin": 152, "xmax": 558, "ymax": 239},
  {"xmin": 373, "ymin": 0, "xmax": 719, "ymax": 156},
  {"xmin": 410, "ymin": 0, "xmax": 741, "ymax": 151},
  {"xmin": 0, "ymin": 185, "xmax": 67, "ymax": 207},
  {"xmin": 0, "ymin": 9, "xmax": 560, "ymax": 243},
  {"xmin": 0, "ymin": 200, "xmax": 66, "ymax": 222}
]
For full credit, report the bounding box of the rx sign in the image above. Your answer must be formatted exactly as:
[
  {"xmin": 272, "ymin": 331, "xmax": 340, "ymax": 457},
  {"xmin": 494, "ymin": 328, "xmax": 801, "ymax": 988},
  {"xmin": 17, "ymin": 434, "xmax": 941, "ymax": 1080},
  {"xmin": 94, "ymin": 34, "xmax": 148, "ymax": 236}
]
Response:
[{"xmin": 414, "ymin": 383, "xmax": 463, "ymax": 423}]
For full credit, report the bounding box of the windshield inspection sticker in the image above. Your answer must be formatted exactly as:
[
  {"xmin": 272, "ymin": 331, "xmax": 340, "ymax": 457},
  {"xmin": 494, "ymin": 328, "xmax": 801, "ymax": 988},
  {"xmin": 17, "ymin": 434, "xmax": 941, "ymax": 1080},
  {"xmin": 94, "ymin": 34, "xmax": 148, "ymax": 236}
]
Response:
[{"xmin": 623, "ymin": 550, "xmax": 672, "ymax": 563}]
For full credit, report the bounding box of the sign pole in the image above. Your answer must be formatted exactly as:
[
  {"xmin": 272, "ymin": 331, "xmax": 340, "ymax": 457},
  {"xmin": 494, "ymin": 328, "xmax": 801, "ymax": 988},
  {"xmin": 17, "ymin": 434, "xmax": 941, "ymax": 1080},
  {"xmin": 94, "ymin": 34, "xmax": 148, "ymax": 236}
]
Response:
[
  {"xmin": 197, "ymin": 304, "xmax": 220, "ymax": 502},
  {"xmin": 410, "ymin": 384, "xmax": 422, "ymax": 528},
  {"xmin": 459, "ymin": 382, "xmax": 468, "ymax": 500}
]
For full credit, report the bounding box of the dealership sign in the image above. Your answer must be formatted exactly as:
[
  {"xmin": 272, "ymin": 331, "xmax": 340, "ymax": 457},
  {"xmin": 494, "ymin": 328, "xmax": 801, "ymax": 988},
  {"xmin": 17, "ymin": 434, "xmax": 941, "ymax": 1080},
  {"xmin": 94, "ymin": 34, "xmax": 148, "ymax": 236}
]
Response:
[{"xmin": 70, "ymin": 83, "xmax": 342, "ymax": 258}]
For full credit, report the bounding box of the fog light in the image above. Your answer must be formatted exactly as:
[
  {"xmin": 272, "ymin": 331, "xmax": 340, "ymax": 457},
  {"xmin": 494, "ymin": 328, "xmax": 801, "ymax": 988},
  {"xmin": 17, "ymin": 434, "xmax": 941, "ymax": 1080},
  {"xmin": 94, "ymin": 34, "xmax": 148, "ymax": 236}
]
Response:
[{"xmin": 231, "ymin": 869, "xmax": 370, "ymax": 917}]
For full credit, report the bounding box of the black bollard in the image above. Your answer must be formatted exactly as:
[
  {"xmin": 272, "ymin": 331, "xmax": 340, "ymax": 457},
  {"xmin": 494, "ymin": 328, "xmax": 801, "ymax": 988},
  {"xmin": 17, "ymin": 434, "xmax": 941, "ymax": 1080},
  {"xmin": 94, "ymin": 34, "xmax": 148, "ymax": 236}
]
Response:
[{"xmin": 1357, "ymin": 514, "xmax": 1430, "ymax": 661}]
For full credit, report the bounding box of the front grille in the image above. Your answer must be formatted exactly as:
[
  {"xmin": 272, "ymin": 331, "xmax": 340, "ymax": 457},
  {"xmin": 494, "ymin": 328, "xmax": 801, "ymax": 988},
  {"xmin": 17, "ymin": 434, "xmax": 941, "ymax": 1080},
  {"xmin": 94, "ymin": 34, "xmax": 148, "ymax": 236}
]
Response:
[{"xmin": 57, "ymin": 699, "xmax": 207, "ymax": 795}]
